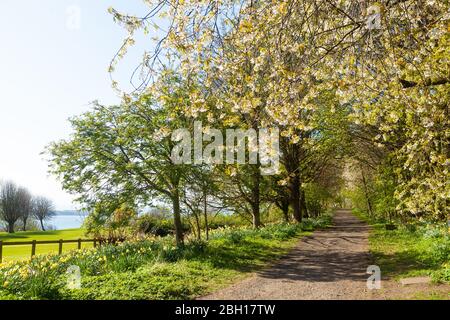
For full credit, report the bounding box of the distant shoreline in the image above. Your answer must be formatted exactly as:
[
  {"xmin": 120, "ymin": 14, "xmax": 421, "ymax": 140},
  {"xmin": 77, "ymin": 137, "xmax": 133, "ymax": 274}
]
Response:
[{"xmin": 54, "ymin": 211, "xmax": 88, "ymax": 217}]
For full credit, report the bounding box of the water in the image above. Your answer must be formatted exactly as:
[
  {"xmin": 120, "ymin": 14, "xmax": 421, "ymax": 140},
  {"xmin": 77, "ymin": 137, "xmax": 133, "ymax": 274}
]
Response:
[{"xmin": 48, "ymin": 214, "xmax": 87, "ymax": 230}]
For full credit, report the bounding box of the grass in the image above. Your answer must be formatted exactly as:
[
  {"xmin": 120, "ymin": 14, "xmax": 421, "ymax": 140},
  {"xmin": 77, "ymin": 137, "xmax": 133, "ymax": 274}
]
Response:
[
  {"xmin": 67, "ymin": 234, "xmax": 303, "ymax": 300},
  {"xmin": 353, "ymin": 210, "xmax": 450, "ymax": 284},
  {"xmin": 0, "ymin": 215, "xmax": 333, "ymax": 300},
  {"xmin": 0, "ymin": 229, "xmax": 91, "ymax": 262}
]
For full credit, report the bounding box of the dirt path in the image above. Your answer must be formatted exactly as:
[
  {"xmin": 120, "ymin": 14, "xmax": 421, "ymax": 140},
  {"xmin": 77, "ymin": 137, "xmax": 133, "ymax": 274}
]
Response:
[{"xmin": 200, "ymin": 210, "xmax": 449, "ymax": 300}]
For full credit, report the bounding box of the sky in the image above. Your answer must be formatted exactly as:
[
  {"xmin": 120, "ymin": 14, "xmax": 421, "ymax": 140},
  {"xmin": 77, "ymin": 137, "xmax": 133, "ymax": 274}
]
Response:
[{"xmin": 0, "ymin": 0, "xmax": 155, "ymax": 210}]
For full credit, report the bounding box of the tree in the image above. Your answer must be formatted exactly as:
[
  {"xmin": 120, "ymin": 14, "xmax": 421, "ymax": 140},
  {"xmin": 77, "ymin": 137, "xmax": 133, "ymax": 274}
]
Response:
[
  {"xmin": 108, "ymin": 0, "xmax": 364, "ymax": 223},
  {"xmin": 33, "ymin": 196, "xmax": 55, "ymax": 231},
  {"xmin": 218, "ymin": 164, "xmax": 268, "ymax": 228},
  {"xmin": 0, "ymin": 181, "xmax": 21, "ymax": 233},
  {"xmin": 17, "ymin": 187, "xmax": 32, "ymax": 231},
  {"xmin": 266, "ymin": 173, "xmax": 291, "ymax": 222},
  {"xmin": 336, "ymin": 1, "xmax": 449, "ymax": 220},
  {"xmin": 109, "ymin": 0, "xmax": 449, "ymax": 222},
  {"xmin": 47, "ymin": 71, "xmax": 205, "ymax": 245},
  {"xmin": 181, "ymin": 166, "xmax": 219, "ymax": 239}
]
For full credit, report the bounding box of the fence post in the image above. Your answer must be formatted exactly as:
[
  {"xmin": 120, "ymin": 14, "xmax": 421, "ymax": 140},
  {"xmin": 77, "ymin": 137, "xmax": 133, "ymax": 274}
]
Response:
[
  {"xmin": 0, "ymin": 241, "xmax": 3, "ymax": 264},
  {"xmin": 58, "ymin": 239, "xmax": 63, "ymax": 255},
  {"xmin": 31, "ymin": 240, "xmax": 36, "ymax": 258},
  {"xmin": 94, "ymin": 239, "xmax": 97, "ymax": 248},
  {"xmin": 78, "ymin": 238, "xmax": 82, "ymax": 250}
]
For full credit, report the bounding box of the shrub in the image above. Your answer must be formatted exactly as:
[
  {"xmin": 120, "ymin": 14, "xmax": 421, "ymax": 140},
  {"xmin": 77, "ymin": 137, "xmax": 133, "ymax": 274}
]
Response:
[
  {"xmin": 207, "ymin": 214, "xmax": 247, "ymax": 229},
  {"xmin": 422, "ymin": 226, "xmax": 446, "ymax": 239},
  {"xmin": 432, "ymin": 265, "xmax": 450, "ymax": 283},
  {"xmin": 258, "ymin": 223, "xmax": 301, "ymax": 240},
  {"xmin": 133, "ymin": 214, "xmax": 189, "ymax": 237},
  {"xmin": 84, "ymin": 203, "xmax": 137, "ymax": 241},
  {"xmin": 226, "ymin": 230, "xmax": 245, "ymax": 244},
  {"xmin": 185, "ymin": 239, "xmax": 208, "ymax": 254},
  {"xmin": 429, "ymin": 239, "xmax": 450, "ymax": 264}
]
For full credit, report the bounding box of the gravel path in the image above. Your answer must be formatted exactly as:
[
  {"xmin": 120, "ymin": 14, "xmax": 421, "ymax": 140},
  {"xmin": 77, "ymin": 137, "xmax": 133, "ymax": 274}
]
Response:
[{"xmin": 200, "ymin": 210, "xmax": 449, "ymax": 300}]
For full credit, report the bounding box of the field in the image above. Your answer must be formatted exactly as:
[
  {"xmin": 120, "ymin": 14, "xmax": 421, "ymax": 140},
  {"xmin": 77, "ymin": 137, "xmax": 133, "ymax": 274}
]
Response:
[{"xmin": 0, "ymin": 229, "xmax": 91, "ymax": 263}]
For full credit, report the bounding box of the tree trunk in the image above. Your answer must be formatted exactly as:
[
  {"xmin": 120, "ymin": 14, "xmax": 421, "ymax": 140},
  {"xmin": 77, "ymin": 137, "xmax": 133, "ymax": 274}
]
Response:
[
  {"xmin": 203, "ymin": 190, "xmax": 209, "ymax": 240},
  {"xmin": 282, "ymin": 136, "xmax": 303, "ymax": 223},
  {"xmin": 172, "ymin": 190, "xmax": 184, "ymax": 246},
  {"xmin": 300, "ymin": 188, "xmax": 308, "ymax": 218},
  {"xmin": 7, "ymin": 222, "xmax": 15, "ymax": 233},
  {"xmin": 22, "ymin": 218, "xmax": 28, "ymax": 231},
  {"xmin": 194, "ymin": 211, "xmax": 201, "ymax": 240},
  {"xmin": 277, "ymin": 197, "xmax": 290, "ymax": 222},
  {"xmin": 186, "ymin": 217, "xmax": 196, "ymax": 238},
  {"xmin": 282, "ymin": 202, "xmax": 289, "ymax": 222},
  {"xmin": 251, "ymin": 165, "xmax": 261, "ymax": 228},
  {"xmin": 251, "ymin": 202, "xmax": 261, "ymax": 228},
  {"xmin": 40, "ymin": 219, "xmax": 46, "ymax": 231},
  {"xmin": 360, "ymin": 165, "xmax": 374, "ymax": 216},
  {"xmin": 290, "ymin": 173, "xmax": 302, "ymax": 223}
]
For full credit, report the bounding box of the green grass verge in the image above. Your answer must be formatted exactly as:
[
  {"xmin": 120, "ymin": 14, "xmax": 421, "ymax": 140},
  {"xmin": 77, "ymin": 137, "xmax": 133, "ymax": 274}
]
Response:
[
  {"xmin": 0, "ymin": 229, "xmax": 91, "ymax": 262},
  {"xmin": 353, "ymin": 209, "xmax": 450, "ymax": 284},
  {"xmin": 0, "ymin": 215, "xmax": 332, "ymax": 300}
]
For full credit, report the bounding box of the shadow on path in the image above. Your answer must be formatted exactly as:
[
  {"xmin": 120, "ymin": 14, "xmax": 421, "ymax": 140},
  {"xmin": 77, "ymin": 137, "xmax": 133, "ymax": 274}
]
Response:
[
  {"xmin": 258, "ymin": 210, "xmax": 371, "ymax": 282},
  {"xmin": 200, "ymin": 210, "xmax": 375, "ymax": 299}
]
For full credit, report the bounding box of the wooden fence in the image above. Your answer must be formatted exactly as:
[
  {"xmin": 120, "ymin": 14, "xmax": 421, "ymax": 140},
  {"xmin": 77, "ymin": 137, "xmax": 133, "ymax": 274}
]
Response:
[{"xmin": 0, "ymin": 239, "xmax": 99, "ymax": 263}]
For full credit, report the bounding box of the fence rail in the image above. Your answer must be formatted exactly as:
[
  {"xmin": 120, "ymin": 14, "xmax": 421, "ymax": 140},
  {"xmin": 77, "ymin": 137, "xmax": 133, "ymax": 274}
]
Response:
[{"xmin": 0, "ymin": 238, "xmax": 99, "ymax": 263}]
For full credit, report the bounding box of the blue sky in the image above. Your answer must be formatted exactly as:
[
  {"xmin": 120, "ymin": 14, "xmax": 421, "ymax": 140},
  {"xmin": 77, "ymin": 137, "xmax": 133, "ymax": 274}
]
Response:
[{"xmin": 0, "ymin": 1, "xmax": 154, "ymax": 209}]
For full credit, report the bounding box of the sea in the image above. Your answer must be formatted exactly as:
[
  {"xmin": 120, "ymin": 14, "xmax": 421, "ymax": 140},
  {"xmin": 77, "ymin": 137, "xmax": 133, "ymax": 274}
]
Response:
[{"xmin": 48, "ymin": 211, "xmax": 87, "ymax": 230}]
